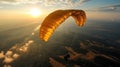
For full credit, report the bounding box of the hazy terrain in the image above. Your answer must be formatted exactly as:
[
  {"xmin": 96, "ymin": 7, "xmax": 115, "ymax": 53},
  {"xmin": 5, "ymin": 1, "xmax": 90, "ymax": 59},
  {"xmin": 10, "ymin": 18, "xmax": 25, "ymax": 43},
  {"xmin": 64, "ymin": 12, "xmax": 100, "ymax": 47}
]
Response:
[{"xmin": 0, "ymin": 18, "xmax": 120, "ymax": 67}]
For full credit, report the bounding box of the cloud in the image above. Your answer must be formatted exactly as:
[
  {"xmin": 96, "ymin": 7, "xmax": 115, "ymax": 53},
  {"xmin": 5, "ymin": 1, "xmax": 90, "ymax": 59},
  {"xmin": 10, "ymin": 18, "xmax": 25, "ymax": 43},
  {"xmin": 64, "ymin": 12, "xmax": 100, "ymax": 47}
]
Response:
[
  {"xmin": 0, "ymin": 40, "xmax": 34, "ymax": 66},
  {"xmin": 32, "ymin": 25, "xmax": 41, "ymax": 36},
  {"xmin": 0, "ymin": 6, "xmax": 3, "ymax": 8},
  {"xmin": 0, "ymin": 51, "xmax": 5, "ymax": 59},
  {"xmin": 0, "ymin": 51, "xmax": 14, "ymax": 64},
  {"xmin": 3, "ymin": 56, "xmax": 14, "ymax": 64},
  {"xmin": 69, "ymin": 0, "xmax": 91, "ymax": 6},
  {"xmin": 34, "ymin": 25, "xmax": 41, "ymax": 31},
  {"xmin": 49, "ymin": 57, "xmax": 81, "ymax": 67},
  {"xmin": 0, "ymin": 0, "xmax": 16, "ymax": 2},
  {"xmin": 0, "ymin": 21, "xmax": 38, "ymax": 66},
  {"xmin": 13, "ymin": 53, "xmax": 19, "ymax": 59},
  {"xmin": 44, "ymin": 0, "xmax": 91, "ymax": 7},
  {"xmin": 49, "ymin": 57, "xmax": 66, "ymax": 67},
  {"xmin": 59, "ymin": 46, "xmax": 117, "ymax": 62},
  {"xmin": 3, "ymin": 64, "xmax": 11, "ymax": 67},
  {"xmin": 3, "ymin": 51, "xmax": 19, "ymax": 64},
  {"xmin": 19, "ymin": 40, "xmax": 34, "ymax": 52},
  {"xmin": 88, "ymin": 4, "xmax": 120, "ymax": 12},
  {"xmin": 103, "ymin": 4, "xmax": 120, "ymax": 9},
  {"xmin": 0, "ymin": 0, "xmax": 91, "ymax": 7},
  {"xmin": 0, "ymin": 0, "xmax": 16, "ymax": 5},
  {"xmin": 0, "ymin": 0, "xmax": 42, "ymax": 5},
  {"xmin": 5, "ymin": 51, "xmax": 13, "ymax": 57}
]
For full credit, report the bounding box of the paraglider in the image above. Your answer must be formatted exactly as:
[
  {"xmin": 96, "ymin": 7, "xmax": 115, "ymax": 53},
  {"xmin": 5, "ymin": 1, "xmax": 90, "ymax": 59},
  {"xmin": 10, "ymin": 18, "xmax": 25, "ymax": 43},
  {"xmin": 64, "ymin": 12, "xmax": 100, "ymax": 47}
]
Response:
[{"xmin": 39, "ymin": 10, "xmax": 86, "ymax": 42}]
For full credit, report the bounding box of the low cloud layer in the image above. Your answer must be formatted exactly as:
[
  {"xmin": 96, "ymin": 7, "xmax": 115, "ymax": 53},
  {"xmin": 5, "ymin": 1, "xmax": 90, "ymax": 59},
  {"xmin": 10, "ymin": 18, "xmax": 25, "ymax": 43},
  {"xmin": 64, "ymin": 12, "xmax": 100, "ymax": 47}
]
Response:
[
  {"xmin": 49, "ymin": 57, "xmax": 66, "ymax": 67},
  {"xmin": 0, "ymin": 24, "xmax": 39, "ymax": 67},
  {"xmin": 0, "ymin": 40, "xmax": 34, "ymax": 67}
]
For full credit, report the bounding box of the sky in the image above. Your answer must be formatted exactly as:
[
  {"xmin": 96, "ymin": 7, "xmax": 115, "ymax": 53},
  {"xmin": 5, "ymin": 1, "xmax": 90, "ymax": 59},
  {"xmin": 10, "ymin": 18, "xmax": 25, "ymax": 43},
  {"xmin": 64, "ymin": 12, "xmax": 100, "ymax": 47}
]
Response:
[{"xmin": 0, "ymin": 0, "xmax": 120, "ymax": 21}]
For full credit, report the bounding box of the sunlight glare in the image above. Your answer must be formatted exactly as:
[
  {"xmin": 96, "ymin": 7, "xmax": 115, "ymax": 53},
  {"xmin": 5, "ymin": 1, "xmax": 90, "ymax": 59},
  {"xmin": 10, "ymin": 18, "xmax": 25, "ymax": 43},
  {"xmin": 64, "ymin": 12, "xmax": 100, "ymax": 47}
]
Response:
[{"xmin": 29, "ymin": 8, "xmax": 41, "ymax": 17}]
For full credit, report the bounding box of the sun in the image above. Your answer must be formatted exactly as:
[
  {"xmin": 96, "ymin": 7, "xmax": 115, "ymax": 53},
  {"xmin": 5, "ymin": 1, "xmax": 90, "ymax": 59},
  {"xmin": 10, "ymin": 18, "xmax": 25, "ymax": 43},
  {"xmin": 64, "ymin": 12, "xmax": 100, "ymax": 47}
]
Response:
[{"xmin": 29, "ymin": 8, "xmax": 41, "ymax": 17}]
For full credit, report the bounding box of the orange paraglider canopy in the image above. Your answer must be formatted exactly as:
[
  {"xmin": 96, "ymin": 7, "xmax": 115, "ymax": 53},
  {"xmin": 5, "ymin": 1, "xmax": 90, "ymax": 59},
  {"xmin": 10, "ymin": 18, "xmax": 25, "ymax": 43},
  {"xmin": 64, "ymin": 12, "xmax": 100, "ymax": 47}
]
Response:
[{"xmin": 39, "ymin": 10, "xmax": 86, "ymax": 42}]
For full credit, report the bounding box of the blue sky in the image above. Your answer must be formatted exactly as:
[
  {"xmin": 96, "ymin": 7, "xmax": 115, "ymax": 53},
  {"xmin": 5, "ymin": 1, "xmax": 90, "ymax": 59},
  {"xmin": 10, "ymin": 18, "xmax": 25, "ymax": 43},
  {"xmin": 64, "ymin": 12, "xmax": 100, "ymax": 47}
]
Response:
[{"xmin": 0, "ymin": 0, "xmax": 120, "ymax": 10}]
